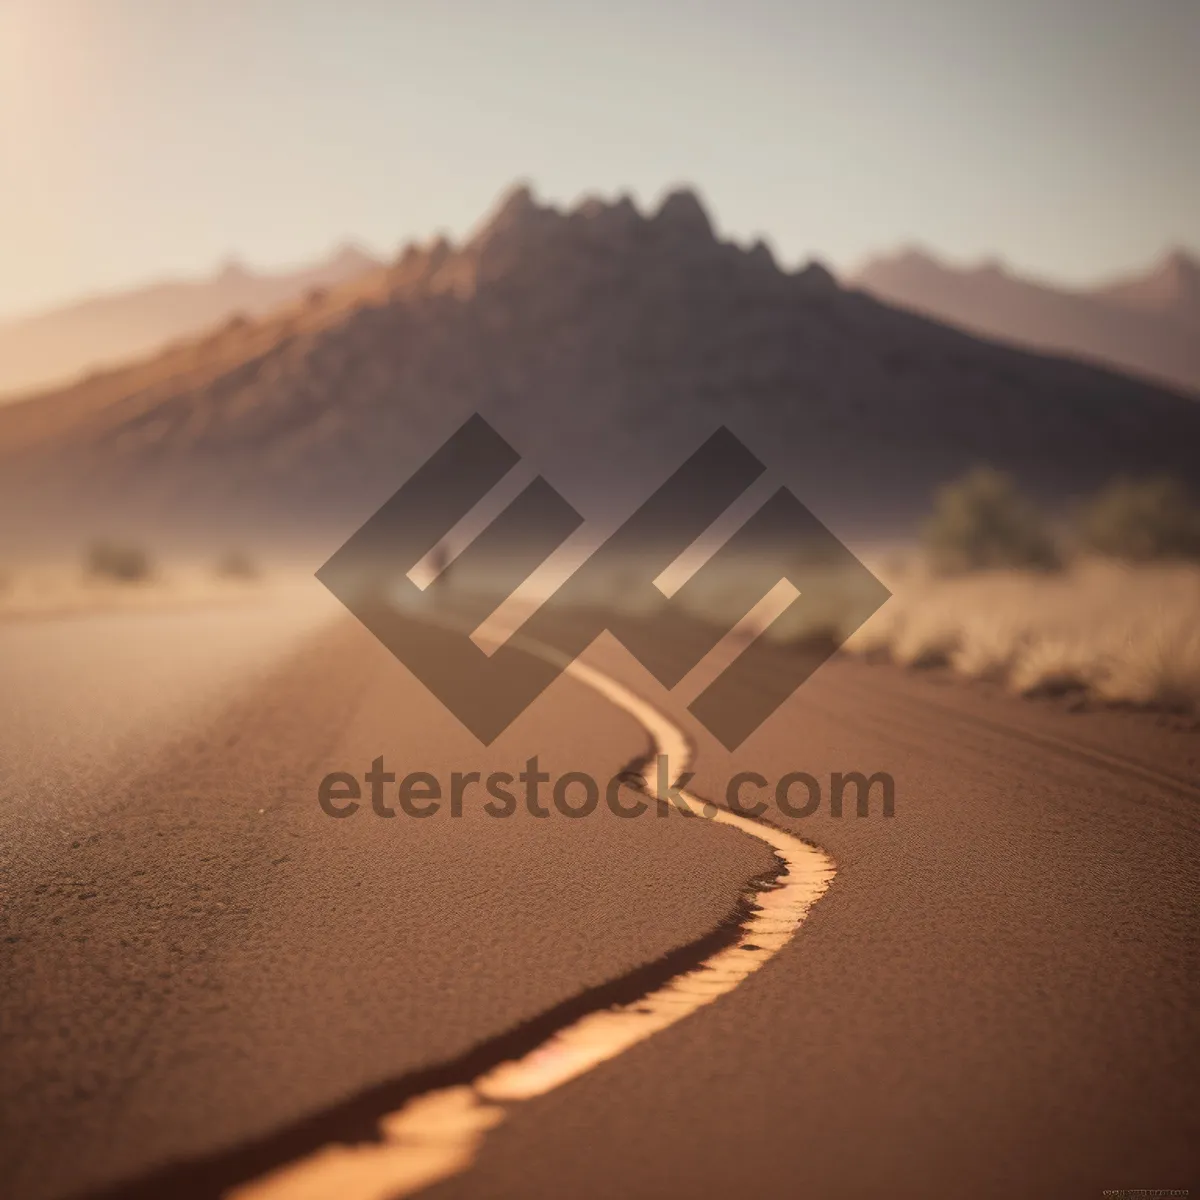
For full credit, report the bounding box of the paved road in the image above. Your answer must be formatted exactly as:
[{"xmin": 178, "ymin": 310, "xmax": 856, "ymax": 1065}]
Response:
[{"xmin": 2, "ymin": 594, "xmax": 1198, "ymax": 1199}]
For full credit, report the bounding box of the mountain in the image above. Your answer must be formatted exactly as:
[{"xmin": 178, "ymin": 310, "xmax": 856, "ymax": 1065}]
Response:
[
  {"xmin": 853, "ymin": 248, "xmax": 1200, "ymax": 395},
  {"xmin": 1, "ymin": 185, "xmax": 1197, "ymax": 561},
  {"xmin": 1094, "ymin": 248, "xmax": 1200, "ymax": 329},
  {"xmin": 0, "ymin": 244, "xmax": 380, "ymax": 400}
]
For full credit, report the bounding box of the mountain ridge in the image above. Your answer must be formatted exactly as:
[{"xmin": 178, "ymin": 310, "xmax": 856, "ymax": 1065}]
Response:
[
  {"xmin": 853, "ymin": 246, "xmax": 1200, "ymax": 394},
  {"xmin": 0, "ymin": 243, "xmax": 381, "ymax": 401},
  {"xmin": 1, "ymin": 185, "xmax": 1196, "ymax": 561},
  {"xmin": 1094, "ymin": 247, "xmax": 1200, "ymax": 327}
]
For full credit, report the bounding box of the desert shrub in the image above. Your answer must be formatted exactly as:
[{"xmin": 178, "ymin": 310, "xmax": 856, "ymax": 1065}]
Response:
[
  {"xmin": 86, "ymin": 541, "xmax": 153, "ymax": 583},
  {"xmin": 1007, "ymin": 637, "xmax": 1100, "ymax": 698},
  {"xmin": 1075, "ymin": 477, "xmax": 1200, "ymax": 562},
  {"xmin": 215, "ymin": 550, "xmax": 258, "ymax": 580},
  {"xmin": 922, "ymin": 468, "xmax": 1059, "ymax": 574},
  {"xmin": 1098, "ymin": 623, "xmax": 1200, "ymax": 713}
]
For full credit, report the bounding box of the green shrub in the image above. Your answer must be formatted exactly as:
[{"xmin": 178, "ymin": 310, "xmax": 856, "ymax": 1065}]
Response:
[
  {"xmin": 86, "ymin": 541, "xmax": 153, "ymax": 583},
  {"xmin": 1076, "ymin": 477, "xmax": 1200, "ymax": 562},
  {"xmin": 922, "ymin": 468, "xmax": 1059, "ymax": 574}
]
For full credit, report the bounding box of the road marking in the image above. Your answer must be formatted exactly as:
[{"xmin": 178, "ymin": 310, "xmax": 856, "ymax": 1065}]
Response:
[{"xmin": 231, "ymin": 654, "xmax": 835, "ymax": 1200}]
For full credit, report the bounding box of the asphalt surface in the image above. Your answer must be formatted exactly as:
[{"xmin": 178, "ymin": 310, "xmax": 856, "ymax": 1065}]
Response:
[{"xmin": 2, "ymin": 593, "xmax": 1198, "ymax": 1199}]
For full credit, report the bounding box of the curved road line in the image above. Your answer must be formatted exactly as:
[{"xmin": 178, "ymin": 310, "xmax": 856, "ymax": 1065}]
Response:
[{"xmin": 231, "ymin": 654, "xmax": 836, "ymax": 1200}]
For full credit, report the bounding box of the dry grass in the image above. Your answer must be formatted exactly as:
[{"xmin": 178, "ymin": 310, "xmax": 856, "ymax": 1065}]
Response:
[{"xmin": 844, "ymin": 556, "xmax": 1200, "ymax": 712}]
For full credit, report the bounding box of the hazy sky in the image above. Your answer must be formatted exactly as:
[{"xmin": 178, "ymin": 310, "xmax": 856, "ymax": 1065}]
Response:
[{"xmin": 0, "ymin": 0, "xmax": 1196, "ymax": 320}]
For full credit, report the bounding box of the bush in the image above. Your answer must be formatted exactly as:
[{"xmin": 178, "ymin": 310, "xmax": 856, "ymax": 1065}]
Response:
[
  {"xmin": 86, "ymin": 541, "xmax": 153, "ymax": 583},
  {"xmin": 215, "ymin": 550, "xmax": 258, "ymax": 580},
  {"xmin": 1076, "ymin": 477, "xmax": 1200, "ymax": 562},
  {"xmin": 922, "ymin": 468, "xmax": 1059, "ymax": 574}
]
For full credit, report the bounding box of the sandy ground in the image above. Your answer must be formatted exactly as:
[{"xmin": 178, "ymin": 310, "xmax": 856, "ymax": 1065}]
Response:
[
  {"xmin": 0, "ymin": 599, "xmax": 772, "ymax": 1200},
  {"xmin": 2, "ymin": 591, "xmax": 1197, "ymax": 1199},
  {"xmin": 423, "ymin": 645, "xmax": 1199, "ymax": 1200}
]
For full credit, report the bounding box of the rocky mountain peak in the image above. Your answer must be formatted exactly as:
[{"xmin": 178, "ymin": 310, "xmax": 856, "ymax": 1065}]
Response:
[
  {"xmin": 216, "ymin": 256, "xmax": 251, "ymax": 284},
  {"xmin": 327, "ymin": 241, "xmax": 377, "ymax": 274},
  {"xmin": 1159, "ymin": 247, "xmax": 1200, "ymax": 296},
  {"xmin": 469, "ymin": 182, "xmax": 549, "ymax": 250},
  {"xmin": 2, "ymin": 182, "xmax": 1199, "ymax": 560},
  {"xmin": 653, "ymin": 187, "xmax": 715, "ymax": 239}
]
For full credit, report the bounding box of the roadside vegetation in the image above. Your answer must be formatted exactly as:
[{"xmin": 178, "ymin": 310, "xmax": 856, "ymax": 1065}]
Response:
[
  {"xmin": 215, "ymin": 550, "xmax": 259, "ymax": 580},
  {"xmin": 1075, "ymin": 477, "xmax": 1200, "ymax": 563},
  {"xmin": 845, "ymin": 471, "xmax": 1200, "ymax": 714},
  {"xmin": 85, "ymin": 541, "xmax": 154, "ymax": 583},
  {"xmin": 0, "ymin": 551, "xmax": 286, "ymax": 621},
  {"xmin": 922, "ymin": 467, "xmax": 1059, "ymax": 574}
]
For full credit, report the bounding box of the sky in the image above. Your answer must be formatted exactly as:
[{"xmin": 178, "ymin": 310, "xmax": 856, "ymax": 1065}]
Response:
[{"xmin": 0, "ymin": 0, "xmax": 1197, "ymax": 320}]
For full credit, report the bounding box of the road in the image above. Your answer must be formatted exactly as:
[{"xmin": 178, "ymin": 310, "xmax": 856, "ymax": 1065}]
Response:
[{"xmin": 2, "ymin": 591, "xmax": 1198, "ymax": 1199}]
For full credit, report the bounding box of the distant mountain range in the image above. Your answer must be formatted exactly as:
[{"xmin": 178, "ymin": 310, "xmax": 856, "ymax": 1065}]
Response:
[
  {"xmin": 1093, "ymin": 248, "xmax": 1200, "ymax": 328},
  {"xmin": 852, "ymin": 247, "xmax": 1200, "ymax": 395},
  {"xmin": 7, "ymin": 228, "xmax": 1197, "ymax": 409},
  {"xmin": 0, "ymin": 186, "xmax": 1197, "ymax": 560},
  {"xmin": 0, "ymin": 244, "xmax": 380, "ymax": 399}
]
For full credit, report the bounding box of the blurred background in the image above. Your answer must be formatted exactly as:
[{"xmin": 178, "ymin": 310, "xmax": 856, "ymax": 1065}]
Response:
[
  {"xmin": 0, "ymin": 0, "xmax": 1197, "ymax": 712},
  {"xmin": 3, "ymin": 8, "xmax": 1200, "ymax": 1200}
]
